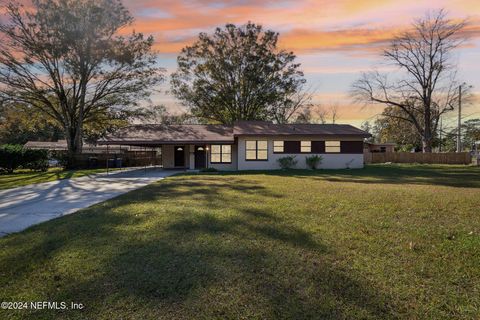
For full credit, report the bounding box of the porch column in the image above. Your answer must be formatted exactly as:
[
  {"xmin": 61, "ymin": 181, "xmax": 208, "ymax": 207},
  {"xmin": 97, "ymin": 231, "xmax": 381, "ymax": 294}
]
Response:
[{"xmin": 189, "ymin": 145, "xmax": 195, "ymax": 170}]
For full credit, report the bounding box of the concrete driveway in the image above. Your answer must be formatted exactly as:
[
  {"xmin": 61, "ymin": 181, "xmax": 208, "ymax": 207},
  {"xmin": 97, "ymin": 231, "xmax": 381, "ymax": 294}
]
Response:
[{"xmin": 0, "ymin": 168, "xmax": 180, "ymax": 237}]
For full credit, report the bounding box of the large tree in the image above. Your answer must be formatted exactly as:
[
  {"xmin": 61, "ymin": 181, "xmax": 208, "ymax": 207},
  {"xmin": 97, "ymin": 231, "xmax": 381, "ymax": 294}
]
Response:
[
  {"xmin": 373, "ymin": 106, "xmax": 424, "ymax": 151},
  {"xmin": 0, "ymin": 102, "xmax": 63, "ymax": 144},
  {"xmin": 0, "ymin": 0, "xmax": 164, "ymax": 166},
  {"xmin": 171, "ymin": 22, "xmax": 306, "ymax": 125},
  {"xmin": 352, "ymin": 10, "xmax": 467, "ymax": 152},
  {"xmin": 441, "ymin": 118, "xmax": 480, "ymax": 152}
]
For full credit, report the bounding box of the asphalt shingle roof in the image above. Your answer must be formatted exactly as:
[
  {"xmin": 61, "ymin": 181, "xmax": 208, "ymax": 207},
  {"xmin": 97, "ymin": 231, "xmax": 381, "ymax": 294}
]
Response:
[{"xmin": 98, "ymin": 121, "xmax": 370, "ymax": 145}]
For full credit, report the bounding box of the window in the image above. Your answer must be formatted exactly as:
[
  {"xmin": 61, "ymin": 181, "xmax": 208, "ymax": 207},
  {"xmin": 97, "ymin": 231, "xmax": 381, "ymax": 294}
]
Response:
[
  {"xmin": 301, "ymin": 141, "xmax": 311, "ymax": 153},
  {"xmin": 246, "ymin": 140, "xmax": 268, "ymax": 160},
  {"xmin": 211, "ymin": 144, "xmax": 232, "ymax": 163},
  {"xmin": 273, "ymin": 141, "xmax": 284, "ymax": 153},
  {"xmin": 325, "ymin": 141, "xmax": 341, "ymax": 153},
  {"xmin": 380, "ymin": 146, "xmax": 386, "ymax": 153}
]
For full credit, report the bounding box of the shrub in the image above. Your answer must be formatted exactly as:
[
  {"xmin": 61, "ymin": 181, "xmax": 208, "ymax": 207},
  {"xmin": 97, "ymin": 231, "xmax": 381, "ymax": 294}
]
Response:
[
  {"xmin": 200, "ymin": 167, "xmax": 218, "ymax": 172},
  {"xmin": 306, "ymin": 155, "xmax": 323, "ymax": 170},
  {"xmin": 277, "ymin": 155, "xmax": 297, "ymax": 169},
  {"xmin": 0, "ymin": 144, "xmax": 24, "ymax": 173},
  {"xmin": 0, "ymin": 145, "xmax": 49, "ymax": 173},
  {"xmin": 23, "ymin": 149, "xmax": 49, "ymax": 172}
]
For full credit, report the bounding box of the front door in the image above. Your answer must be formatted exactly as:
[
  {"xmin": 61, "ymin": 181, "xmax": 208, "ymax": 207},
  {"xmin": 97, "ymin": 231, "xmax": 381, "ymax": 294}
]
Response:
[
  {"xmin": 174, "ymin": 146, "xmax": 185, "ymax": 167},
  {"xmin": 194, "ymin": 146, "xmax": 206, "ymax": 169}
]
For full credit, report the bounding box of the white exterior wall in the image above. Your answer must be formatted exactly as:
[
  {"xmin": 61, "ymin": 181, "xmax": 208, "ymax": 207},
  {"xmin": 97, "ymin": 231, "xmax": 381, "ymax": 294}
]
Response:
[
  {"xmin": 208, "ymin": 143, "xmax": 238, "ymax": 171},
  {"xmin": 236, "ymin": 136, "xmax": 364, "ymax": 170}
]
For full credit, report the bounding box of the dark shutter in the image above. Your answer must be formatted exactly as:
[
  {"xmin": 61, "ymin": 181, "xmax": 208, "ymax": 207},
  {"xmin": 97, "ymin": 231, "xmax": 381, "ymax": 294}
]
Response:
[
  {"xmin": 284, "ymin": 141, "xmax": 300, "ymax": 153},
  {"xmin": 340, "ymin": 141, "xmax": 364, "ymax": 154},
  {"xmin": 311, "ymin": 141, "xmax": 325, "ymax": 153}
]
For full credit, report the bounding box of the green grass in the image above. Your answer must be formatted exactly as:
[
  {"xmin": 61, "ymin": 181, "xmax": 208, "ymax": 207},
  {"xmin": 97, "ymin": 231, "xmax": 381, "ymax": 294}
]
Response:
[
  {"xmin": 0, "ymin": 167, "xmax": 120, "ymax": 190},
  {"xmin": 0, "ymin": 164, "xmax": 479, "ymax": 319}
]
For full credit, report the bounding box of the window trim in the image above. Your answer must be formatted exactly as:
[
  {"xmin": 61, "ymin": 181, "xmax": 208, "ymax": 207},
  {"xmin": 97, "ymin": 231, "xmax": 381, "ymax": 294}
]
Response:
[
  {"xmin": 245, "ymin": 140, "xmax": 269, "ymax": 161},
  {"xmin": 210, "ymin": 144, "xmax": 232, "ymax": 164}
]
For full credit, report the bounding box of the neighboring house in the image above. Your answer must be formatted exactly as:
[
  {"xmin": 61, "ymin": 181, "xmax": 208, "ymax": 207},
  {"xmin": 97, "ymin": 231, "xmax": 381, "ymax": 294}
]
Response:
[
  {"xmin": 98, "ymin": 121, "xmax": 371, "ymax": 170},
  {"xmin": 365, "ymin": 142, "xmax": 396, "ymax": 153},
  {"xmin": 24, "ymin": 140, "xmax": 135, "ymax": 153}
]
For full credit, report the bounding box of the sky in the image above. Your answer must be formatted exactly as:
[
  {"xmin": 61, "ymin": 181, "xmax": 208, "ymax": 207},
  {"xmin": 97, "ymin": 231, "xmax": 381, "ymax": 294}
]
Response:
[
  {"xmin": 117, "ymin": 0, "xmax": 480, "ymax": 128},
  {"xmin": 2, "ymin": 0, "xmax": 479, "ymax": 128}
]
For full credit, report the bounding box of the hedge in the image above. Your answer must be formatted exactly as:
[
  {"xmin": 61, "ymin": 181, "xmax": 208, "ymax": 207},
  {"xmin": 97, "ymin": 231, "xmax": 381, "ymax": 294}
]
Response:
[{"xmin": 0, "ymin": 144, "xmax": 49, "ymax": 173}]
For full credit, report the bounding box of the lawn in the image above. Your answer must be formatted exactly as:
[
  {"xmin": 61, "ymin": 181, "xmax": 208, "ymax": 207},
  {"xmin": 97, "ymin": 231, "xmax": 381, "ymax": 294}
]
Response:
[
  {"xmin": 0, "ymin": 167, "xmax": 120, "ymax": 190},
  {"xmin": 0, "ymin": 164, "xmax": 479, "ymax": 319}
]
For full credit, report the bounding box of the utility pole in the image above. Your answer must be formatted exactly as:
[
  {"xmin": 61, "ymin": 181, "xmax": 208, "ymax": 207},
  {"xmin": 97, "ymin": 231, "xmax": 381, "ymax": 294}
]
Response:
[{"xmin": 457, "ymin": 85, "xmax": 462, "ymax": 153}]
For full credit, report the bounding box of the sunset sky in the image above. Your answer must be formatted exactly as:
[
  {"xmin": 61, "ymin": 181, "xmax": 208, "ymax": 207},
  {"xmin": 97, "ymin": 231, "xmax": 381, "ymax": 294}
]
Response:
[{"xmin": 117, "ymin": 0, "xmax": 480, "ymax": 128}]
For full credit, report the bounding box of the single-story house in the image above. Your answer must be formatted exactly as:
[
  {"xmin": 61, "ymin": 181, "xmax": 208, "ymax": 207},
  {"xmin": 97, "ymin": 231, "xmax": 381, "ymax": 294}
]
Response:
[
  {"xmin": 98, "ymin": 121, "xmax": 371, "ymax": 170},
  {"xmin": 364, "ymin": 142, "xmax": 396, "ymax": 153}
]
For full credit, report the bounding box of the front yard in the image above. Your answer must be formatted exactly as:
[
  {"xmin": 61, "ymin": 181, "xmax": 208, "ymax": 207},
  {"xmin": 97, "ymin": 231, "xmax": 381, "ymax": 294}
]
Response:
[
  {"xmin": 0, "ymin": 167, "xmax": 120, "ymax": 190},
  {"xmin": 0, "ymin": 164, "xmax": 479, "ymax": 319}
]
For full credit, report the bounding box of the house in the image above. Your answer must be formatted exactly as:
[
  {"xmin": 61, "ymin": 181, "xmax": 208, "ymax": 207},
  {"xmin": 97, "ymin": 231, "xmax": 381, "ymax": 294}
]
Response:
[
  {"xmin": 98, "ymin": 121, "xmax": 371, "ymax": 170},
  {"xmin": 24, "ymin": 140, "xmax": 133, "ymax": 153},
  {"xmin": 365, "ymin": 142, "xmax": 396, "ymax": 153}
]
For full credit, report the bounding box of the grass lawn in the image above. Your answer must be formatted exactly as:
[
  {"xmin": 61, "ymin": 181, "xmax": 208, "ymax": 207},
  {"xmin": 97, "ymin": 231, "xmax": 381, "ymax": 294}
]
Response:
[
  {"xmin": 0, "ymin": 164, "xmax": 479, "ymax": 319},
  {"xmin": 0, "ymin": 167, "xmax": 120, "ymax": 190}
]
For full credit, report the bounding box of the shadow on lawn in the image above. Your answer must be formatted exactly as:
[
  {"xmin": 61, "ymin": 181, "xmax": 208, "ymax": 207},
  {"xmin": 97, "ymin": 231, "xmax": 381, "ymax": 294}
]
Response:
[
  {"xmin": 0, "ymin": 175, "xmax": 400, "ymax": 319},
  {"xmin": 0, "ymin": 170, "xmax": 74, "ymax": 190},
  {"xmin": 212, "ymin": 164, "xmax": 480, "ymax": 189}
]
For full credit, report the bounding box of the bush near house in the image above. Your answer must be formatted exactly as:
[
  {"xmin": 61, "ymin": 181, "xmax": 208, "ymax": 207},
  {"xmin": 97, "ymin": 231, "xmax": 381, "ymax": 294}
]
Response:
[
  {"xmin": 277, "ymin": 155, "xmax": 297, "ymax": 169},
  {"xmin": 0, "ymin": 144, "xmax": 49, "ymax": 173},
  {"xmin": 306, "ymin": 155, "xmax": 323, "ymax": 169}
]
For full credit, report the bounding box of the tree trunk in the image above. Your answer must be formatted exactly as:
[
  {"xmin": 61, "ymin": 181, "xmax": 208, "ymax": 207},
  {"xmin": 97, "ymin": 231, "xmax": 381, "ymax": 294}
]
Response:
[
  {"xmin": 423, "ymin": 102, "xmax": 433, "ymax": 153},
  {"xmin": 65, "ymin": 125, "xmax": 82, "ymax": 169},
  {"xmin": 422, "ymin": 136, "xmax": 433, "ymax": 153}
]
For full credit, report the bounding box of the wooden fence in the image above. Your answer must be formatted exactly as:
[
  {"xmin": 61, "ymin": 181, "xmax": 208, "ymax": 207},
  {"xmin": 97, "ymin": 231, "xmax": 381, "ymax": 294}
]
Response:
[{"xmin": 364, "ymin": 152, "xmax": 472, "ymax": 165}]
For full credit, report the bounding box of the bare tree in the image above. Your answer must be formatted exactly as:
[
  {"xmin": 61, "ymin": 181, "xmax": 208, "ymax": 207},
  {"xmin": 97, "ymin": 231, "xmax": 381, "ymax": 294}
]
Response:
[
  {"xmin": 329, "ymin": 103, "xmax": 340, "ymax": 124},
  {"xmin": 351, "ymin": 10, "xmax": 468, "ymax": 152},
  {"xmin": 316, "ymin": 106, "xmax": 328, "ymax": 124},
  {"xmin": 307, "ymin": 103, "xmax": 340, "ymax": 124},
  {"xmin": 0, "ymin": 0, "xmax": 164, "ymax": 166},
  {"xmin": 271, "ymin": 84, "xmax": 315, "ymax": 124}
]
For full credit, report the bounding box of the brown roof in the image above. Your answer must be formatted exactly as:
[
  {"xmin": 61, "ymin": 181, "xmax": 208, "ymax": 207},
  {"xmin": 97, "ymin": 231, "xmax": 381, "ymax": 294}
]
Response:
[
  {"xmin": 98, "ymin": 124, "xmax": 234, "ymax": 145},
  {"xmin": 24, "ymin": 140, "xmax": 129, "ymax": 152},
  {"xmin": 98, "ymin": 121, "xmax": 370, "ymax": 145},
  {"xmin": 233, "ymin": 121, "xmax": 371, "ymax": 137},
  {"xmin": 24, "ymin": 140, "xmax": 69, "ymax": 150}
]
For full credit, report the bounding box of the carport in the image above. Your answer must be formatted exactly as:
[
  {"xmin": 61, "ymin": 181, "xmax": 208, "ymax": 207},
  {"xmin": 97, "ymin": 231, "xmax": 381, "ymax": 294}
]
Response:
[{"xmin": 98, "ymin": 124, "xmax": 234, "ymax": 171}]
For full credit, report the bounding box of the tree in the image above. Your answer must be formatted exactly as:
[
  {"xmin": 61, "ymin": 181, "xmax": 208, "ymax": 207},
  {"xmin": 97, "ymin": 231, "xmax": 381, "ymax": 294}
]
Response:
[
  {"xmin": 442, "ymin": 118, "xmax": 480, "ymax": 151},
  {"xmin": 146, "ymin": 105, "xmax": 198, "ymax": 125},
  {"xmin": 0, "ymin": 0, "xmax": 164, "ymax": 166},
  {"xmin": 352, "ymin": 10, "xmax": 467, "ymax": 152},
  {"xmin": 360, "ymin": 121, "xmax": 374, "ymax": 143},
  {"xmin": 0, "ymin": 102, "xmax": 63, "ymax": 144},
  {"xmin": 463, "ymin": 119, "xmax": 480, "ymax": 150},
  {"xmin": 373, "ymin": 106, "xmax": 424, "ymax": 151},
  {"xmin": 171, "ymin": 22, "xmax": 306, "ymax": 125},
  {"xmin": 271, "ymin": 85, "xmax": 315, "ymax": 124},
  {"xmin": 306, "ymin": 103, "xmax": 339, "ymax": 124}
]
